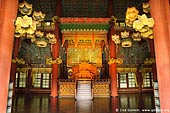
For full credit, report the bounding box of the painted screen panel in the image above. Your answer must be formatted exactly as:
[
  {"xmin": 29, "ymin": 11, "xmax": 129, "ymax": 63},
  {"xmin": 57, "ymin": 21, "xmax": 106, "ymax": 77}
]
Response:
[{"xmin": 67, "ymin": 48, "xmax": 102, "ymax": 67}]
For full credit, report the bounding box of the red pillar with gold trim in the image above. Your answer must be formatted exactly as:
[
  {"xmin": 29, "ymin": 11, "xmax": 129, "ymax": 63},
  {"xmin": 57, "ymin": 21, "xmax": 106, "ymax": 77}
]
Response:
[
  {"xmin": 0, "ymin": 1, "xmax": 18, "ymax": 112},
  {"xmin": 50, "ymin": 0, "xmax": 61, "ymax": 97},
  {"xmin": 108, "ymin": 0, "xmax": 118, "ymax": 97},
  {"xmin": 109, "ymin": 24, "xmax": 118, "ymax": 97},
  {"xmin": 150, "ymin": 0, "xmax": 170, "ymax": 111}
]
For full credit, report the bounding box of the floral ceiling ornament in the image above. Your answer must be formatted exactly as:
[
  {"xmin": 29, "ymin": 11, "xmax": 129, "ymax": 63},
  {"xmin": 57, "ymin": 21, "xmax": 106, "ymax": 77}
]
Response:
[
  {"xmin": 19, "ymin": 1, "xmax": 33, "ymax": 15},
  {"xmin": 133, "ymin": 14, "xmax": 154, "ymax": 39},
  {"xmin": 112, "ymin": 34, "xmax": 120, "ymax": 44},
  {"xmin": 15, "ymin": 15, "xmax": 36, "ymax": 36},
  {"xmin": 142, "ymin": 3, "xmax": 150, "ymax": 13},
  {"xmin": 125, "ymin": 7, "xmax": 139, "ymax": 27},
  {"xmin": 46, "ymin": 58, "xmax": 62, "ymax": 65},
  {"xmin": 108, "ymin": 58, "xmax": 123, "ymax": 65},
  {"xmin": 15, "ymin": 1, "xmax": 46, "ymax": 38},
  {"xmin": 46, "ymin": 33, "xmax": 57, "ymax": 44},
  {"xmin": 132, "ymin": 32, "xmax": 142, "ymax": 41}
]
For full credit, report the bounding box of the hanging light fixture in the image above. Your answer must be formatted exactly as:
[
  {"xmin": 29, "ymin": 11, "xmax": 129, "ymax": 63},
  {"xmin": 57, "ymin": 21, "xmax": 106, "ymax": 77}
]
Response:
[
  {"xmin": 32, "ymin": 11, "xmax": 46, "ymax": 22},
  {"xmin": 120, "ymin": 31, "xmax": 132, "ymax": 48},
  {"xmin": 132, "ymin": 32, "xmax": 142, "ymax": 41},
  {"xmin": 46, "ymin": 33, "xmax": 57, "ymax": 44},
  {"xmin": 36, "ymin": 38, "xmax": 48, "ymax": 48},
  {"xmin": 19, "ymin": 1, "xmax": 33, "ymax": 15},
  {"xmin": 142, "ymin": 3, "xmax": 150, "ymax": 13},
  {"xmin": 35, "ymin": 30, "xmax": 44, "ymax": 38}
]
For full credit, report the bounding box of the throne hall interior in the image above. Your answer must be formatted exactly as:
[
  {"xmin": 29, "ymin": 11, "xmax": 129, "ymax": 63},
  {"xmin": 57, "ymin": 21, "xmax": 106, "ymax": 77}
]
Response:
[{"xmin": 0, "ymin": 0, "xmax": 170, "ymax": 113}]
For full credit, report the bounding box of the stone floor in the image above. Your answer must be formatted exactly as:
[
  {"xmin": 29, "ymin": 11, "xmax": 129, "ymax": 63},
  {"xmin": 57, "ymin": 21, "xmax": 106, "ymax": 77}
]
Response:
[{"xmin": 12, "ymin": 93, "xmax": 155, "ymax": 113}]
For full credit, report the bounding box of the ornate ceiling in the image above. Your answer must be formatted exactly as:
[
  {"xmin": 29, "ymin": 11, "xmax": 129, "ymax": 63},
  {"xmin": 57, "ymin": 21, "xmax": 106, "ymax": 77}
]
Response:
[
  {"xmin": 20, "ymin": 0, "xmax": 149, "ymax": 21},
  {"xmin": 17, "ymin": 0, "xmax": 151, "ymax": 68}
]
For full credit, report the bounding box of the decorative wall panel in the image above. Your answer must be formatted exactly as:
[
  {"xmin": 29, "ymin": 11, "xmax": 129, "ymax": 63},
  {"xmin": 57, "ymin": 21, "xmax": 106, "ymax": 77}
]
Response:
[
  {"xmin": 92, "ymin": 80, "xmax": 110, "ymax": 97},
  {"xmin": 59, "ymin": 80, "xmax": 76, "ymax": 97}
]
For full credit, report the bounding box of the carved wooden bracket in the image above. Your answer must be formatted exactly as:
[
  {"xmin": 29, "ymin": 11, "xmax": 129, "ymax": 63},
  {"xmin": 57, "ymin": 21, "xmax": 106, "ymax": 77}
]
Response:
[
  {"xmin": 108, "ymin": 58, "xmax": 123, "ymax": 65},
  {"xmin": 12, "ymin": 57, "xmax": 25, "ymax": 64},
  {"xmin": 46, "ymin": 58, "xmax": 62, "ymax": 65}
]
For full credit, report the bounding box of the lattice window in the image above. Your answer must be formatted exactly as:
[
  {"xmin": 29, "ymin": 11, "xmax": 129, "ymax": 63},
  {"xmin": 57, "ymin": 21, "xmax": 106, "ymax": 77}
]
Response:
[
  {"xmin": 143, "ymin": 72, "xmax": 153, "ymax": 88},
  {"xmin": 33, "ymin": 73, "xmax": 41, "ymax": 88},
  {"xmin": 128, "ymin": 73, "xmax": 136, "ymax": 88},
  {"xmin": 119, "ymin": 73, "xmax": 127, "ymax": 88},
  {"xmin": 42, "ymin": 74, "xmax": 50, "ymax": 88},
  {"xmin": 33, "ymin": 73, "xmax": 51, "ymax": 88},
  {"xmin": 15, "ymin": 72, "xmax": 27, "ymax": 88}
]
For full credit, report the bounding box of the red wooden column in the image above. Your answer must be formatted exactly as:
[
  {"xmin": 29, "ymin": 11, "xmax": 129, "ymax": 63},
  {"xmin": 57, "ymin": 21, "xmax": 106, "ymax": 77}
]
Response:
[
  {"xmin": 150, "ymin": 0, "xmax": 170, "ymax": 111},
  {"xmin": 0, "ymin": 1, "xmax": 18, "ymax": 113},
  {"xmin": 107, "ymin": 0, "xmax": 118, "ymax": 97},
  {"xmin": 109, "ymin": 24, "xmax": 118, "ymax": 97},
  {"xmin": 10, "ymin": 38, "xmax": 21, "ymax": 95},
  {"xmin": 50, "ymin": 0, "xmax": 61, "ymax": 97},
  {"xmin": 51, "ymin": 24, "xmax": 60, "ymax": 97}
]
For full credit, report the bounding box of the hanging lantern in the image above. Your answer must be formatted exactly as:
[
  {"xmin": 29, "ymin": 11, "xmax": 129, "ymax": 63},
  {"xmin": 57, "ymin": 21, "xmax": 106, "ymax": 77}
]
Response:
[
  {"xmin": 132, "ymin": 32, "xmax": 142, "ymax": 41},
  {"xmin": 120, "ymin": 31, "xmax": 132, "ymax": 47},
  {"xmin": 35, "ymin": 30, "xmax": 44, "ymax": 38},
  {"xmin": 32, "ymin": 11, "xmax": 46, "ymax": 22},
  {"xmin": 121, "ymin": 31, "xmax": 129, "ymax": 38},
  {"xmin": 142, "ymin": 3, "xmax": 150, "ymax": 13},
  {"xmin": 46, "ymin": 33, "xmax": 57, "ymax": 44},
  {"xmin": 19, "ymin": 1, "xmax": 33, "ymax": 15},
  {"xmin": 27, "ymin": 34, "xmax": 35, "ymax": 39},
  {"xmin": 121, "ymin": 38, "xmax": 132, "ymax": 48},
  {"xmin": 36, "ymin": 38, "xmax": 48, "ymax": 48}
]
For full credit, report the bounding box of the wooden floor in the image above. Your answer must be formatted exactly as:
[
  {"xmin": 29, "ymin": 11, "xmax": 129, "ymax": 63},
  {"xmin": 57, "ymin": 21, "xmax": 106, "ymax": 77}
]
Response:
[{"xmin": 12, "ymin": 93, "xmax": 155, "ymax": 113}]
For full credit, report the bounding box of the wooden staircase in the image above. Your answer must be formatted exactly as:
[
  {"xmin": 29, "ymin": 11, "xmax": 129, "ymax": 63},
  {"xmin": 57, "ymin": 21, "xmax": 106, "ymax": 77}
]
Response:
[{"xmin": 76, "ymin": 80, "xmax": 93, "ymax": 100}]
